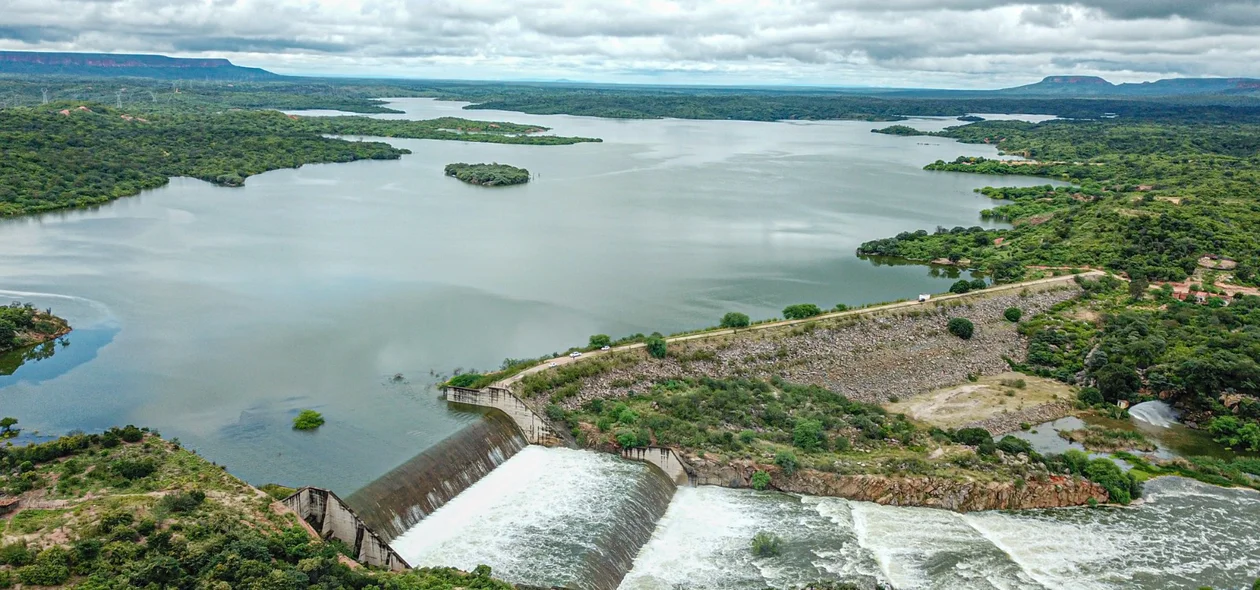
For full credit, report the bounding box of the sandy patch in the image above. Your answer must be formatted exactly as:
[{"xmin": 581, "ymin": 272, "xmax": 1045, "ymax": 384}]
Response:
[{"xmin": 885, "ymin": 372, "xmax": 1075, "ymax": 429}]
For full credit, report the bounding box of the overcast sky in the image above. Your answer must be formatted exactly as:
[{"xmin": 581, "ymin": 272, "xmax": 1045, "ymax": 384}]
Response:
[{"xmin": 3, "ymin": 0, "xmax": 1259, "ymax": 87}]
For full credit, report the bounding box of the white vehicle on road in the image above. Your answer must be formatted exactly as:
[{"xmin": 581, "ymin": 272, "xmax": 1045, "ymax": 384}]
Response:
[
  {"xmin": 548, "ymin": 362, "xmax": 558, "ymax": 367},
  {"xmin": 600, "ymin": 345, "xmax": 611, "ymax": 351},
  {"xmin": 569, "ymin": 351, "xmax": 582, "ymax": 358}
]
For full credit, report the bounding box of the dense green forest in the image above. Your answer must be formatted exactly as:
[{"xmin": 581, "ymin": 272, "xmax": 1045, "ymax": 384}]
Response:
[
  {"xmin": 0, "ymin": 426, "xmax": 516, "ymax": 589},
  {"xmin": 862, "ymin": 117, "xmax": 1260, "ymax": 446},
  {"xmin": 0, "ymin": 104, "xmax": 595, "ymax": 217},
  {"xmin": 0, "ymin": 302, "xmax": 69, "ymax": 354},
  {"xmin": 444, "ymin": 163, "xmax": 531, "ymax": 186}
]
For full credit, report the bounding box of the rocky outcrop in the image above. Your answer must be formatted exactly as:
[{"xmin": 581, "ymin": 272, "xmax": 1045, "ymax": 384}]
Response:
[
  {"xmin": 688, "ymin": 457, "xmax": 1107, "ymax": 511},
  {"xmin": 965, "ymin": 400, "xmax": 1075, "ymax": 435}
]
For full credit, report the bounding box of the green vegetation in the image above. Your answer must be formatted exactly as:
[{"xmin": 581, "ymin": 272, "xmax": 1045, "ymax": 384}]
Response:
[
  {"xmin": 1114, "ymin": 451, "xmax": 1260, "ymax": 491},
  {"xmin": 292, "ymin": 410, "xmax": 325, "ymax": 431},
  {"xmin": 720, "ymin": 312, "xmax": 751, "ymax": 329},
  {"xmin": 0, "ymin": 302, "xmax": 70, "ymax": 354},
  {"xmin": 750, "ymin": 532, "xmax": 783, "ymax": 558},
  {"xmin": 782, "ymin": 304, "xmax": 823, "ymax": 320},
  {"xmin": 0, "ymin": 103, "xmax": 596, "ymax": 218},
  {"xmin": 0, "ymin": 426, "xmax": 513, "ymax": 588},
  {"xmin": 863, "ymin": 114, "xmax": 1260, "ymax": 443},
  {"xmin": 554, "ymin": 376, "xmax": 1129, "ymax": 500},
  {"xmin": 947, "ymin": 318, "xmax": 975, "ymax": 340},
  {"xmin": 444, "ymin": 163, "xmax": 531, "ymax": 186},
  {"xmin": 1004, "ymin": 307, "xmax": 1023, "ymax": 322},
  {"xmin": 872, "ymin": 125, "xmax": 923, "ymax": 136},
  {"xmin": 645, "ymin": 335, "xmax": 668, "ymax": 359},
  {"xmin": 0, "ymin": 418, "xmax": 18, "ymax": 440},
  {"xmin": 1059, "ymin": 426, "xmax": 1156, "ymax": 452}
]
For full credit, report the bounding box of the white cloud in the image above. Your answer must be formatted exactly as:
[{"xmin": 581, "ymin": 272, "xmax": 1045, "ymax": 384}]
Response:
[{"xmin": 2, "ymin": 0, "xmax": 1259, "ymax": 86}]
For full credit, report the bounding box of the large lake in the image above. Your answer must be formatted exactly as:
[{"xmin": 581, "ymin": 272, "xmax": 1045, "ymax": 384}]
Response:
[{"xmin": 1, "ymin": 99, "xmax": 1060, "ymax": 491}]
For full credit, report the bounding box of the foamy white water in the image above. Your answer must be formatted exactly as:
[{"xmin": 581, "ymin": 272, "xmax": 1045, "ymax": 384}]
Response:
[
  {"xmin": 1128, "ymin": 401, "xmax": 1179, "ymax": 429},
  {"xmin": 621, "ymin": 478, "xmax": 1260, "ymax": 590},
  {"xmin": 391, "ymin": 446, "xmax": 674, "ymax": 590}
]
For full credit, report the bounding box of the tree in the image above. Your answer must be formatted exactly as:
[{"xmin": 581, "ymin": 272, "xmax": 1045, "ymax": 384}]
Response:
[
  {"xmin": 782, "ymin": 304, "xmax": 822, "ymax": 320},
  {"xmin": 792, "ymin": 419, "xmax": 824, "ymax": 452},
  {"xmin": 588, "ymin": 334, "xmax": 611, "ymax": 348},
  {"xmin": 949, "ymin": 280, "xmax": 972, "ymax": 294},
  {"xmin": 0, "ymin": 417, "xmax": 18, "ymax": 436},
  {"xmin": 1128, "ymin": 276, "xmax": 1150, "ymax": 301},
  {"xmin": 1004, "ymin": 307, "xmax": 1023, "ymax": 322},
  {"xmin": 1093, "ymin": 363, "xmax": 1141, "ymax": 402},
  {"xmin": 645, "ymin": 335, "xmax": 667, "ymax": 359},
  {"xmin": 969, "ymin": 278, "xmax": 987, "ymax": 290},
  {"xmin": 750, "ymin": 471, "xmax": 771, "ymax": 490},
  {"xmin": 1077, "ymin": 387, "xmax": 1104, "ymax": 406},
  {"xmin": 720, "ymin": 312, "xmax": 751, "ymax": 329},
  {"xmin": 947, "ymin": 317, "xmax": 974, "ymax": 339}
]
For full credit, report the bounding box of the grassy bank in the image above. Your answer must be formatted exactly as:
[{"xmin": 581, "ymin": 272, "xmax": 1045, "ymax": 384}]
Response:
[
  {"xmin": 0, "ymin": 303, "xmax": 70, "ymax": 356},
  {"xmin": 0, "ymin": 426, "xmax": 516, "ymax": 588}
]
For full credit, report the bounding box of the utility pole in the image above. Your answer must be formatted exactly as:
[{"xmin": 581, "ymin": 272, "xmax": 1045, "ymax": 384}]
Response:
[{"xmin": 41, "ymin": 88, "xmax": 49, "ymax": 104}]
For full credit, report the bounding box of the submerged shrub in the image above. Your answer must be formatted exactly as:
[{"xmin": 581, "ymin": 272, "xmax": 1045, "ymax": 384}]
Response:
[
  {"xmin": 293, "ymin": 410, "xmax": 325, "ymax": 431},
  {"xmin": 750, "ymin": 532, "xmax": 783, "ymax": 558}
]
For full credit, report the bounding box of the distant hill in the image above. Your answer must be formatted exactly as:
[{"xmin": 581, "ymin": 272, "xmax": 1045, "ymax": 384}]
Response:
[
  {"xmin": 999, "ymin": 75, "xmax": 1260, "ymax": 97},
  {"xmin": 0, "ymin": 51, "xmax": 281, "ymax": 80}
]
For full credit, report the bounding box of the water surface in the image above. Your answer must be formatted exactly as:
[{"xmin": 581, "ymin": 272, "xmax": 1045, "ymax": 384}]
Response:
[{"xmin": 1, "ymin": 98, "xmax": 1059, "ymax": 491}]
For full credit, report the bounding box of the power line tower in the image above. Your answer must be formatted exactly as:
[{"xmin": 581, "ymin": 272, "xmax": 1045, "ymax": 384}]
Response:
[{"xmin": 41, "ymin": 88, "xmax": 49, "ymax": 104}]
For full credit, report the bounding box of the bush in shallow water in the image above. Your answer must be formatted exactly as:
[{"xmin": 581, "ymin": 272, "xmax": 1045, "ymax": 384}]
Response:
[
  {"xmin": 750, "ymin": 532, "xmax": 783, "ymax": 558},
  {"xmin": 293, "ymin": 410, "xmax": 325, "ymax": 431}
]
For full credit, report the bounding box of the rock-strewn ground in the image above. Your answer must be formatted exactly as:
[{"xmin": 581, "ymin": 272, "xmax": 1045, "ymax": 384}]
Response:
[{"xmin": 560, "ymin": 285, "xmax": 1081, "ymax": 410}]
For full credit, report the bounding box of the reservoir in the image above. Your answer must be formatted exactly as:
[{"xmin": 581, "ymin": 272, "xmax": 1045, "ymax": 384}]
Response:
[{"xmin": 0, "ymin": 98, "xmax": 1052, "ymax": 491}]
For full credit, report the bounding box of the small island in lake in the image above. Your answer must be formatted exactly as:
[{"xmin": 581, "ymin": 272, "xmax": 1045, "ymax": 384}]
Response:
[
  {"xmin": 0, "ymin": 301, "xmax": 72, "ymax": 355},
  {"xmin": 444, "ymin": 162, "xmax": 531, "ymax": 186}
]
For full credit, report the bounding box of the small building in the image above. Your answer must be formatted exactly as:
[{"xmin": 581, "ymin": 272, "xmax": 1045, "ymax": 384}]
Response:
[{"xmin": 918, "ymin": 294, "xmax": 931, "ymax": 303}]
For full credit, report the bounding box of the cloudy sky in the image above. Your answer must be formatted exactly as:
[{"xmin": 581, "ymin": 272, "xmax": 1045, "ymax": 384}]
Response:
[{"xmin": 2, "ymin": 0, "xmax": 1259, "ymax": 87}]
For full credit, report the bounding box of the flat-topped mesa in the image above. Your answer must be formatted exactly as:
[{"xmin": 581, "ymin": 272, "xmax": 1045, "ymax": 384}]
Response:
[{"xmin": 444, "ymin": 162, "xmax": 531, "ymax": 186}]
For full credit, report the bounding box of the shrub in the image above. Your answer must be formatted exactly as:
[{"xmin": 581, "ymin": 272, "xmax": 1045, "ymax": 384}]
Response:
[
  {"xmin": 293, "ymin": 410, "xmax": 325, "ymax": 431},
  {"xmin": 738, "ymin": 430, "xmax": 756, "ymax": 445},
  {"xmin": 750, "ymin": 532, "xmax": 783, "ymax": 558},
  {"xmin": 949, "ymin": 280, "xmax": 972, "ymax": 294},
  {"xmin": 615, "ymin": 429, "xmax": 641, "ymax": 448},
  {"xmin": 996, "ymin": 436, "xmax": 1033, "ymax": 455},
  {"xmin": 16, "ymin": 563, "xmax": 69, "ymax": 586},
  {"xmin": 833, "ymin": 304, "xmax": 849, "ymax": 312},
  {"xmin": 782, "ymin": 304, "xmax": 822, "ymax": 320},
  {"xmin": 969, "ymin": 278, "xmax": 987, "ymax": 290},
  {"xmin": 110, "ymin": 458, "xmax": 157, "ymax": 480},
  {"xmin": 588, "ymin": 334, "xmax": 611, "ymax": 348},
  {"xmin": 751, "ymin": 471, "xmax": 771, "ymax": 491},
  {"xmin": 1004, "ymin": 307, "xmax": 1023, "ymax": 322},
  {"xmin": 645, "ymin": 335, "xmax": 668, "ymax": 359},
  {"xmin": 446, "ymin": 373, "xmax": 484, "ymax": 388},
  {"xmin": 720, "ymin": 312, "xmax": 751, "ymax": 329},
  {"xmin": 947, "ymin": 317, "xmax": 974, "ymax": 339},
  {"xmin": 159, "ymin": 489, "xmax": 206, "ymax": 514},
  {"xmin": 1085, "ymin": 458, "xmax": 1133, "ymax": 504},
  {"xmin": 0, "ymin": 542, "xmax": 34, "ymax": 567},
  {"xmin": 1077, "ymin": 387, "xmax": 1104, "ymax": 406},
  {"xmin": 774, "ymin": 451, "xmax": 798, "ymax": 475},
  {"xmin": 954, "ymin": 427, "xmax": 993, "ymax": 446},
  {"xmin": 117, "ymin": 425, "xmax": 144, "ymax": 443},
  {"xmin": 792, "ymin": 420, "xmax": 824, "ymax": 452}
]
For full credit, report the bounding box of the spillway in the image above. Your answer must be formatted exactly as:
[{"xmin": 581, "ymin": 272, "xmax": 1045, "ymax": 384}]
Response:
[
  {"xmin": 620, "ymin": 477, "xmax": 1260, "ymax": 590},
  {"xmin": 345, "ymin": 409, "xmax": 527, "ymax": 542},
  {"xmin": 391, "ymin": 446, "xmax": 676, "ymax": 590}
]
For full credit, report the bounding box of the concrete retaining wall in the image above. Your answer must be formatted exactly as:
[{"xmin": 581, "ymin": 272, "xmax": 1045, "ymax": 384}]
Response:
[
  {"xmin": 282, "ymin": 487, "xmax": 409, "ymax": 571},
  {"xmin": 445, "ymin": 386, "xmax": 570, "ymax": 446},
  {"xmin": 619, "ymin": 446, "xmax": 693, "ymax": 486}
]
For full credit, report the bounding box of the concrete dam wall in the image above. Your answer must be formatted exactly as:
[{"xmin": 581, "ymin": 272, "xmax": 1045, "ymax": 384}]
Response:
[
  {"xmin": 345, "ymin": 409, "xmax": 527, "ymax": 542},
  {"xmin": 281, "ymin": 487, "xmax": 409, "ymax": 571}
]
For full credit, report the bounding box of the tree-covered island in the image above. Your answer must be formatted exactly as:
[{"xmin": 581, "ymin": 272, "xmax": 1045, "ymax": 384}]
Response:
[
  {"xmin": 0, "ymin": 302, "xmax": 71, "ymax": 355},
  {"xmin": 444, "ymin": 163, "xmax": 531, "ymax": 186}
]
